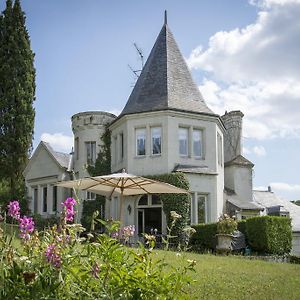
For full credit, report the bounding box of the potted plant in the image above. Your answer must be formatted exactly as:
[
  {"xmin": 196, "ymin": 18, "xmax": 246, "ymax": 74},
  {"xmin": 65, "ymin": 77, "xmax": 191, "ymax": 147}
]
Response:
[{"xmin": 216, "ymin": 214, "xmax": 237, "ymax": 252}]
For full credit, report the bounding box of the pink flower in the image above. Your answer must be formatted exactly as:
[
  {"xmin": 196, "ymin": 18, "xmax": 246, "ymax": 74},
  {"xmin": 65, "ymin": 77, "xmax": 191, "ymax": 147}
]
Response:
[
  {"xmin": 19, "ymin": 216, "xmax": 35, "ymax": 240},
  {"xmin": 62, "ymin": 197, "xmax": 77, "ymax": 222},
  {"xmin": 7, "ymin": 200, "xmax": 20, "ymax": 220},
  {"xmin": 122, "ymin": 225, "xmax": 135, "ymax": 239},
  {"xmin": 45, "ymin": 244, "xmax": 61, "ymax": 268}
]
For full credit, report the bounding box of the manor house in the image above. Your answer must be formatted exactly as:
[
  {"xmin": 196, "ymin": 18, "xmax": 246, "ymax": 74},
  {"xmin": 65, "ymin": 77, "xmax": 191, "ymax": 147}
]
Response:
[{"xmin": 23, "ymin": 16, "xmax": 300, "ymax": 255}]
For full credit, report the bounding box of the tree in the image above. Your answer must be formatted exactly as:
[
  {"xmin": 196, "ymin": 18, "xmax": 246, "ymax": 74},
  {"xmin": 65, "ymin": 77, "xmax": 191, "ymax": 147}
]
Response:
[{"xmin": 0, "ymin": 0, "xmax": 36, "ymax": 202}]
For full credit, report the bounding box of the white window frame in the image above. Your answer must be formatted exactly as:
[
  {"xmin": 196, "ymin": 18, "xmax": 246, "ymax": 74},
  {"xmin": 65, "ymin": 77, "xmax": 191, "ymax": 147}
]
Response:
[
  {"xmin": 191, "ymin": 192, "xmax": 208, "ymax": 224},
  {"xmin": 179, "ymin": 127, "xmax": 189, "ymax": 156},
  {"xmin": 193, "ymin": 129, "xmax": 203, "ymax": 159},
  {"xmin": 151, "ymin": 127, "xmax": 162, "ymax": 155},
  {"xmin": 85, "ymin": 141, "xmax": 96, "ymax": 165},
  {"xmin": 136, "ymin": 128, "xmax": 146, "ymax": 156},
  {"xmin": 86, "ymin": 191, "xmax": 96, "ymax": 201},
  {"xmin": 217, "ymin": 132, "xmax": 223, "ymax": 166}
]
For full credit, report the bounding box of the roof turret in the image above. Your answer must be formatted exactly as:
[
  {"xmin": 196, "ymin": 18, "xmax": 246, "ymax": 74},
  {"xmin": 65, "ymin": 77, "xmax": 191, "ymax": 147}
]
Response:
[{"xmin": 120, "ymin": 13, "xmax": 214, "ymax": 117}]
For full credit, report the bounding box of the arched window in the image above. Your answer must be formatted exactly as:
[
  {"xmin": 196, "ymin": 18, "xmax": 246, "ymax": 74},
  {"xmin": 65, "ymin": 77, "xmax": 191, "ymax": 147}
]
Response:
[{"xmin": 137, "ymin": 195, "xmax": 162, "ymax": 207}]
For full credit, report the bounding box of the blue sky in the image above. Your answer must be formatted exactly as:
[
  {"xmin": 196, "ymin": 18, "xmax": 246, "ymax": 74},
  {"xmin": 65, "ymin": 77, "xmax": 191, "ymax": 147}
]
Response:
[{"xmin": 2, "ymin": 0, "xmax": 300, "ymax": 200}]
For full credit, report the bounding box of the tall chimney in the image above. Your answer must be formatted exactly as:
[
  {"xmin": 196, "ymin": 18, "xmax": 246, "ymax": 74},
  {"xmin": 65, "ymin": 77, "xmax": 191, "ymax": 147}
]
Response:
[{"xmin": 221, "ymin": 110, "xmax": 244, "ymax": 163}]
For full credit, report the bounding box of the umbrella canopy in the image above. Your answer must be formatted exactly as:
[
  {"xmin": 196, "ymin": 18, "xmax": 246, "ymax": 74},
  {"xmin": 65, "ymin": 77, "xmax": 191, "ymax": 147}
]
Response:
[
  {"xmin": 56, "ymin": 170, "xmax": 188, "ymax": 225},
  {"xmin": 56, "ymin": 170, "xmax": 188, "ymax": 197}
]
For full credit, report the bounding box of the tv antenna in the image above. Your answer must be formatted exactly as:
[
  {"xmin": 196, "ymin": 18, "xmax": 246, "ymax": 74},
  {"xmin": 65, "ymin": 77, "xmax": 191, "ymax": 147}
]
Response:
[{"xmin": 128, "ymin": 42, "xmax": 144, "ymax": 85}]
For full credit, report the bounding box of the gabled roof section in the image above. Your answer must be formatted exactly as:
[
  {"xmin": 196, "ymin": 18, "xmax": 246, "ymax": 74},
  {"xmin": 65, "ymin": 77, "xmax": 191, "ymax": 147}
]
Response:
[
  {"xmin": 42, "ymin": 142, "xmax": 70, "ymax": 169},
  {"xmin": 120, "ymin": 18, "xmax": 214, "ymax": 117},
  {"xmin": 224, "ymin": 155, "xmax": 254, "ymax": 168}
]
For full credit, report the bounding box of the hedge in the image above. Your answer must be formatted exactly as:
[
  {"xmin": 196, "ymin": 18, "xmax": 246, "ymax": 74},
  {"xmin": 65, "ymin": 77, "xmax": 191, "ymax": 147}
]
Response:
[
  {"xmin": 246, "ymin": 216, "xmax": 292, "ymax": 255},
  {"xmin": 81, "ymin": 197, "xmax": 105, "ymax": 232},
  {"xmin": 190, "ymin": 223, "xmax": 217, "ymax": 252}
]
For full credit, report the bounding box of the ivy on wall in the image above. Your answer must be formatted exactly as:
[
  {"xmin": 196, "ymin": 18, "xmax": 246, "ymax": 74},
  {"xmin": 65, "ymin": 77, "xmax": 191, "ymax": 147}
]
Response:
[{"xmin": 146, "ymin": 172, "xmax": 190, "ymax": 242}]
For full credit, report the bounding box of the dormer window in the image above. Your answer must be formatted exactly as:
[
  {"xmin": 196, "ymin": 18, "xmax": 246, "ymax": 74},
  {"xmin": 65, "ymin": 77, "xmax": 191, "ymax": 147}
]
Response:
[{"xmin": 136, "ymin": 128, "xmax": 146, "ymax": 156}]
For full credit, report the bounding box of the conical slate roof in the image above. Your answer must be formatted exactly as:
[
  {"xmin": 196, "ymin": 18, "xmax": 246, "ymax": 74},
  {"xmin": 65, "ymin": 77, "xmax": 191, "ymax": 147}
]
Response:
[{"xmin": 120, "ymin": 20, "xmax": 214, "ymax": 117}]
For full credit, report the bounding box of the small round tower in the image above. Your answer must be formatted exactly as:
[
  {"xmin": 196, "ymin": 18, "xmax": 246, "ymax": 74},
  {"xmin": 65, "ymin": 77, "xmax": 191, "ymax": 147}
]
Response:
[{"xmin": 71, "ymin": 111, "xmax": 116, "ymax": 178}]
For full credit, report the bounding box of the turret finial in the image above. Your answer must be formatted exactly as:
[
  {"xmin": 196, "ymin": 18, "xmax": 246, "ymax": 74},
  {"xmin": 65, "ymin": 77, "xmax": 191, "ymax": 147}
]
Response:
[{"xmin": 164, "ymin": 10, "xmax": 167, "ymax": 25}]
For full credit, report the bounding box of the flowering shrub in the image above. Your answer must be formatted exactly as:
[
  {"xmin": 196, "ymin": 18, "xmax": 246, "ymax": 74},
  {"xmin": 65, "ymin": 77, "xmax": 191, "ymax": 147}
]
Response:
[
  {"xmin": 0, "ymin": 200, "xmax": 195, "ymax": 299},
  {"xmin": 217, "ymin": 214, "xmax": 237, "ymax": 234}
]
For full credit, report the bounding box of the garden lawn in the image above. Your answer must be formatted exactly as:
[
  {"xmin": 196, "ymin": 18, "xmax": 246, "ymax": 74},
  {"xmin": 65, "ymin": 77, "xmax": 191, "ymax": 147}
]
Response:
[{"xmin": 155, "ymin": 250, "xmax": 300, "ymax": 300}]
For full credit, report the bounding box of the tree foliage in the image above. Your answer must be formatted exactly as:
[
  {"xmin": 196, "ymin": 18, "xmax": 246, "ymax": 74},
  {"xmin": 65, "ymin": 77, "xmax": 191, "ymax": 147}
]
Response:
[{"xmin": 0, "ymin": 0, "xmax": 36, "ymax": 201}]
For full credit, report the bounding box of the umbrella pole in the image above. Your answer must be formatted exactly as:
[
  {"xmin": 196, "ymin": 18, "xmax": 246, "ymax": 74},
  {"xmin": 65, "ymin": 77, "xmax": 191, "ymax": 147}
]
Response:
[{"xmin": 119, "ymin": 188, "xmax": 124, "ymax": 236}]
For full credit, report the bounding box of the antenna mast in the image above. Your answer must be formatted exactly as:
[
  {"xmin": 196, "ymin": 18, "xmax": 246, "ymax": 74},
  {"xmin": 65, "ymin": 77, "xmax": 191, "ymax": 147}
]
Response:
[{"xmin": 128, "ymin": 42, "xmax": 144, "ymax": 85}]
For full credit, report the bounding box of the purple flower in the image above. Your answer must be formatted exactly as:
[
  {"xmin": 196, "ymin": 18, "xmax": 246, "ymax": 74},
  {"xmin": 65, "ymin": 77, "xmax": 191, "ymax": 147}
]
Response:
[
  {"xmin": 19, "ymin": 216, "xmax": 35, "ymax": 240},
  {"xmin": 122, "ymin": 225, "xmax": 135, "ymax": 239},
  {"xmin": 7, "ymin": 200, "xmax": 20, "ymax": 220},
  {"xmin": 45, "ymin": 244, "xmax": 61, "ymax": 268},
  {"xmin": 62, "ymin": 197, "xmax": 77, "ymax": 222}
]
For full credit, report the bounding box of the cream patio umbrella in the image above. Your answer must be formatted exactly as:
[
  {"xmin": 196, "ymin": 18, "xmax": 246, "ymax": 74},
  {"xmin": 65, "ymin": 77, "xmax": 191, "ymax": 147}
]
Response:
[{"xmin": 56, "ymin": 169, "xmax": 188, "ymax": 226}]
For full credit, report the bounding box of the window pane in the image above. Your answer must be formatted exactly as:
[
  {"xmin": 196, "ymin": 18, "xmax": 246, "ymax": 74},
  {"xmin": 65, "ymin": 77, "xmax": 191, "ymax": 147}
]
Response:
[
  {"xmin": 151, "ymin": 127, "xmax": 161, "ymax": 155},
  {"xmin": 193, "ymin": 130, "xmax": 202, "ymax": 158},
  {"xmin": 151, "ymin": 195, "xmax": 161, "ymax": 205},
  {"xmin": 86, "ymin": 141, "xmax": 96, "ymax": 165},
  {"xmin": 138, "ymin": 195, "xmax": 148, "ymax": 206},
  {"xmin": 136, "ymin": 128, "xmax": 146, "ymax": 156},
  {"xmin": 43, "ymin": 187, "xmax": 47, "ymax": 213},
  {"xmin": 179, "ymin": 128, "xmax": 188, "ymax": 156},
  {"xmin": 197, "ymin": 195, "xmax": 206, "ymax": 223},
  {"xmin": 53, "ymin": 186, "xmax": 57, "ymax": 212}
]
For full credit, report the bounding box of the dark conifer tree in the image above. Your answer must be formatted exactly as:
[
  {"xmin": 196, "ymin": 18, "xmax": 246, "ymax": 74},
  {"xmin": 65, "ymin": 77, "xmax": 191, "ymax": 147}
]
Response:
[{"xmin": 0, "ymin": 0, "xmax": 36, "ymax": 200}]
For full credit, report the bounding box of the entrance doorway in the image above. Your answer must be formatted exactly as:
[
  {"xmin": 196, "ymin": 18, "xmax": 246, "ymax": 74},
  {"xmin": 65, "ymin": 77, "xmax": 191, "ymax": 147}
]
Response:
[{"xmin": 137, "ymin": 195, "xmax": 162, "ymax": 235}]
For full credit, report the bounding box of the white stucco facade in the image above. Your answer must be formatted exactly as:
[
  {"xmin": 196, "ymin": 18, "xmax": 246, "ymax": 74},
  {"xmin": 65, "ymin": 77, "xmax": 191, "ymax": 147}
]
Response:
[{"xmin": 23, "ymin": 142, "xmax": 71, "ymax": 216}]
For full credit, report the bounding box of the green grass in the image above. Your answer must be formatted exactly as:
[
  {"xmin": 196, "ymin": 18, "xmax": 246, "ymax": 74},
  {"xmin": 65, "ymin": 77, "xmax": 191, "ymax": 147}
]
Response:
[{"xmin": 155, "ymin": 250, "xmax": 300, "ymax": 300}]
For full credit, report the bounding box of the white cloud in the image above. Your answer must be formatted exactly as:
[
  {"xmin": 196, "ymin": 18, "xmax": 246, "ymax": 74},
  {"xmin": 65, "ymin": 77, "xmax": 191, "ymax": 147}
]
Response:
[
  {"xmin": 41, "ymin": 133, "xmax": 73, "ymax": 153},
  {"xmin": 252, "ymin": 146, "xmax": 266, "ymax": 156},
  {"xmin": 271, "ymin": 182, "xmax": 300, "ymax": 192},
  {"xmin": 242, "ymin": 145, "xmax": 266, "ymax": 156},
  {"xmin": 189, "ymin": 1, "xmax": 300, "ymax": 141}
]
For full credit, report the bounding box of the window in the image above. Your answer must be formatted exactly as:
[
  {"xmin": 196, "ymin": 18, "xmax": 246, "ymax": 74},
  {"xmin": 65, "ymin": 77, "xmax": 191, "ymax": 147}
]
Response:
[
  {"xmin": 217, "ymin": 132, "xmax": 223, "ymax": 165},
  {"xmin": 120, "ymin": 133, "xmax": 124, "ymax": 159},
  {"xmin": 151, "ymin": 127, "xmax": 162, "ymax": 155},
  {"xmin": 179, "ymin": 127, "xmax": 188, "ymax": 156},
  {"xmin": 53, "ymin": 186, "xmax": 57, "ymax": 212},
  {"xmin": 191, "ymin": 193, "xmax": 207, "ymax": 224},
  {"xmin": 113, "ymin": 136, "xmax": 117, "ymax": 164},
  {"xmin": 33, "ymin": 187, "xmax": 38, "ymax": 214},
  {"xmin": 75, "ymin": 137, "xmax": 79, "ymax": 160},
  {"xmin": 43, "ymin": 187, "xmax": 47, "ymax": 213},
  {"xmin": 136, "ymin": 128, "xmax": 146, "ymax": 156},
  {"xmin": 193, "ymin": 129, "xmax": 202, "ymax": 158},
  {"xmin": 197, "ymin": 194, "xmax": 206, "ymax": 223},
  {"xmin": 87, "ymin": 191, "xmax": 96, "ymax": 200},
  {"xmin": 85, "ymin": 141, "xmax": 96, "ymax": 165}
]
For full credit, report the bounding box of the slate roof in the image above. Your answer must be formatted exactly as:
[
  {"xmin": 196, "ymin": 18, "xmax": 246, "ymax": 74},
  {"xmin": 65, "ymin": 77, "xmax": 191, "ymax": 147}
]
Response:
[
  {"xmin": 120, "ymin": 21, "xmax": 214, "ymax": 117},
  {"xmin": 253, "ymin": 190, "xmax": 300, "ymax": 232},
  {"xmin": 224, "ymin": 155, "xmax": 254, "ymax": 168},
  {"xmin": 42, "ymin": 141, "xmax": 70, "ymax": 169},
  {"xmin": 224, "ymin": 187, "xmax": 263, "ymax": 210},
  {"xmin": 173, "ymin": 164, "xmax": 217, "ymax": 175}
]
